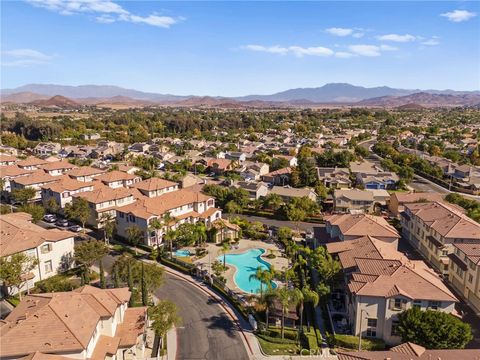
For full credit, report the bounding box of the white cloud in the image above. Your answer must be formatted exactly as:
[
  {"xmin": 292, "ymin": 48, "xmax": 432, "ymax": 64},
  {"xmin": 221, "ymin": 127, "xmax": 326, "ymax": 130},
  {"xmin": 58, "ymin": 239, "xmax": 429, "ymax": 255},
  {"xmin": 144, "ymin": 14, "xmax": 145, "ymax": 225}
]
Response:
[
  {"xmin": 421, "ymin": 38, "xmax": 440, "ymax": 46},
  {"xmin": 1, "ymin": 48, "xmax": 54, "ymax": 67},
  {"xmin": 334, "ymin": 52, "xmax": 355, "ymax": 58},
  {"xmin": 242, "ymin": 45, "xmax": 334, "ymax": 57},
  {"xmin": 380, "ymin": 44, "xmax": 398, "ymax": 51},
  {"xmin": 26, "ymin": 0, "xmax": 180, "ymax": 28},
  {"xmin": 441, "ymin": 9, "xmax": 477, "ymax": 22},
  {"xmin": 377, "ymin": 34, "xmax": 416, "ymax": 42},
  {"xmin": 325, "ymin": 27, "xmax": 353, "ymax": 37},
  {"xmin": 352, "ymin": 32, "xmax": 364, "ymax": 38},
  {"xmin": 348, "ymin": 44, "xmax": 381, "ymax": 57}
]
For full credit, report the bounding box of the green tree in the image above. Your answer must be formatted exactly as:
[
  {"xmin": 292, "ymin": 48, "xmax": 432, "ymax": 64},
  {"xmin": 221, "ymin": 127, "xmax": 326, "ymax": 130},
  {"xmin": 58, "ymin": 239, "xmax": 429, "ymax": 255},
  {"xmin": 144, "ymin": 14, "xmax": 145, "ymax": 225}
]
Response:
[
  {"xmin": 99, "ymin": 259, "xmax": 106, "ymax": 289},
  {"xmin": 263, "ymin": 193, "xmax": 283, "ymax": 211},
  {"xmin": 19, "ymin": 203, "xmax": 45, "ymax": 223},
  {"xmin": 225, "ymin": 200, "xmax": 242, "ymax": 214},
  {"xmin": 126, "ymin": 225, "xmax": 144, "ymax": 255},
  {"xmin": 0, "ymin": 253, "xmax": 38, "ymax": 299},
  {"xmin": 249, "ymin": 266, "xmax": 275, "ymax": 296},
  {"xmin": 11, "ymin": 187, "xmax": 36, "ymax": 205},
  {"xmin": 74, "ymin": 240, "xmax": 108, "ymax": 283},
  {"xmin": 100, "ymin": 213, "xmax": 116, "ymax": 245},
  {"xmin": 141, "ymin": 262, "xmax": 148, "ymax": 306},
  {"xmin": 397, "ymin": 307, "xmax": 472, "ymax": 349},
  {"xmin": 220, "ymin": 241, "xmax": 230, "ymax": 268},
  {"xmin": 149, "ymin": 300, "xmax": 181, "ymax": 342},
  {"xmin": 299, "ymin": 287, "xmax": 319, "ymax": 331},
  {"xmin": 112, "ymin": 255, "xmax": 164, "ymax": 295},
  {"xmin": 65, "ymin": 197, "xmax": 90, "ymax": 231},
  {"xmin": 46, "ymin": 197, "xmax": 60, "ymax": 214}
]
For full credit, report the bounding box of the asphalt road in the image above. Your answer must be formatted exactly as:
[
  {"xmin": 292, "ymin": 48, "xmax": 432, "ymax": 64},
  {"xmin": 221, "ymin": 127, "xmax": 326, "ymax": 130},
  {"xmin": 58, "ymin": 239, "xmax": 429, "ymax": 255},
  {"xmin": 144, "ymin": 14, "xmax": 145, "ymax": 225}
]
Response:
[{"xmin": 155, "ymin": 273, "xmax": 249, "ymax": 360}]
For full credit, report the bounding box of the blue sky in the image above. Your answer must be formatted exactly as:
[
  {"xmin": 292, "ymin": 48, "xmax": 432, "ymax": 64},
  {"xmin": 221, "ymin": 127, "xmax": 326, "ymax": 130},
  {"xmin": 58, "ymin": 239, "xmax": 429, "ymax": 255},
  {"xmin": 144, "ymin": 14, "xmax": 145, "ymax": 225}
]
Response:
[{"xmin": 1, "ymin": 1, "xmax": 479, "ymax": 96}]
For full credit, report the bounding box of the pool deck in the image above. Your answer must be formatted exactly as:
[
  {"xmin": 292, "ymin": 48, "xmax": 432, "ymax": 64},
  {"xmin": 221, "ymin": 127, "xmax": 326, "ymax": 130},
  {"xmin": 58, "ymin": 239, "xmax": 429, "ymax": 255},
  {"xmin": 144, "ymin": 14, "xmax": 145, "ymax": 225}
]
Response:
[{"xmin": 194, "ymin": 239, "xmax": 289, "ymax": 297}]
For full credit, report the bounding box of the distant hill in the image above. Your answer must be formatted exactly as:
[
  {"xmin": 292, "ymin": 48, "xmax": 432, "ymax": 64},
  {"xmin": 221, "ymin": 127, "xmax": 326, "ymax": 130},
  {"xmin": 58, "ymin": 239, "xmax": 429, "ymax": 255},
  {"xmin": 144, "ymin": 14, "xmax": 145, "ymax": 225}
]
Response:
[
  {"xmin": 359, "ymin": 92, "xmax": 480, "ymax": 107},
  {"xmin": 1, "ymin": 83, "xmax": 479, "ymax": 108},
  {"xmin": 30, "ymin": 95, "xmax": 81, "ymax": 108}
]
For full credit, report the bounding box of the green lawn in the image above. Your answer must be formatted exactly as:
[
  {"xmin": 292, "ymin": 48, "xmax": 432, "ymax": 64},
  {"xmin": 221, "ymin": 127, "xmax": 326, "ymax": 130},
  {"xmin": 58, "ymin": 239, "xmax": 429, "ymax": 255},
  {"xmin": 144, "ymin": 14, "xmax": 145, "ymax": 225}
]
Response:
[{"xmin": 256, "ymin": 336, "xmax": 299, "ymax": 355}]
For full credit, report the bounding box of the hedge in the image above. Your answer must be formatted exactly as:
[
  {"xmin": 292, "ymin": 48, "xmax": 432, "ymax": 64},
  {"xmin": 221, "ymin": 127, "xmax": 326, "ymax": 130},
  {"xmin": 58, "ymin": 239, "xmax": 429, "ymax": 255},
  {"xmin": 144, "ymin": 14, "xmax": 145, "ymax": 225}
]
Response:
[
  {"xmin": 301, "ymin": 327, "xmax": 319, "ymax": 351},
  {"xmin": 256, "ymin": 333, "xmax": 298, "ymax": 345},
  {"xmin": 333, "ymin": 334, "xmax": 386, "ymax": 351},
  {"xmin": 159, "ymin": 256, "xmax": 193, "ymax": 274},
  {"xmin": 266, "ymin": 327, "xmax": 299, "ymax": 341}
]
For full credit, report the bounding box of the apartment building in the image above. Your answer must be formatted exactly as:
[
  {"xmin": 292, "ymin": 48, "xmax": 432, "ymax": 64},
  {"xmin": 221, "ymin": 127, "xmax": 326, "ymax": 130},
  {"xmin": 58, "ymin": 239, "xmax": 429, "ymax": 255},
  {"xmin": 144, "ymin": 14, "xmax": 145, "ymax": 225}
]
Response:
[
  {"xmin": 95, "ymin": 170, "xmax": 141, "ymax": 189},
  {"xmin": 333, "ymin": 189, "xmax": 374, "ymax": 214},
  {"xmin": 72, "ymin": 186, "xmax": 138, "ymax": 228},
  {"xmin": 41, "ymin": 176, "xmax": 95, "ymax": 209},
  {"xmin": 16, "ymin": 157, "xmax": 50, "ymax": 171},
  {"xmin": 130, "ymin": 177, "xmax": 178, "ymax": 198},
  {"xmin": 388, "ymin": 192, "xmax": 443, "ymax": 217},
  {"xmin": 337, "ymin": 342, "xmax": 480, "ymax": 360},
  {"xmin": 324, "ymin": 214, "xmax": 400, "ymax": 245},
  {"xmin": 0, "ymin": 286, "xmax": 147, "ymax": 360},
  {"xmin": 0, "ymin": 154, "xmax": 18, "ymax": 166},
  {"xmin": 0, "ymin": 165, "xmax": 34, "ymax": 193},
  {"xmin": 116, "ymin": 189, "xmax": 222, "ymax": 246},
  {"xmin": 326, "ymin": 235, "xmax": 458, "ymax": 346},
  {"xmin": 0, "ymin": 212, "xmax": 75, "ymax": 296},
  {"xmin": 448, "ymin": 243, "xmax": 480, "ymax": 314},
  {"xmin": 401, "ymin": 201, "xmax": 480, "ymax": 275}
]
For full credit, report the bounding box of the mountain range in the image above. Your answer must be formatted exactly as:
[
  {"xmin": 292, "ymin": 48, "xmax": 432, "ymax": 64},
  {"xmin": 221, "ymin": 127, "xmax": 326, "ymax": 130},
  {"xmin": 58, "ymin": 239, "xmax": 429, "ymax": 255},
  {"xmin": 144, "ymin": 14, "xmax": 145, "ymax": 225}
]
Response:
[{"xmin": 1, "ymin": 83, "xmax": 479, "ymax": 108}]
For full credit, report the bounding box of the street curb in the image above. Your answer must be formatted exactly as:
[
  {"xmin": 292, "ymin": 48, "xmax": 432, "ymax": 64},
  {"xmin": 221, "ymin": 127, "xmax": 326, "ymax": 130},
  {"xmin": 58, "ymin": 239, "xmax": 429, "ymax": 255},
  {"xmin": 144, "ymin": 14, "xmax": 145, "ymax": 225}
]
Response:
[{"xmin": 162, "ymin": 266, "xmax": 255, "ymax": 357}]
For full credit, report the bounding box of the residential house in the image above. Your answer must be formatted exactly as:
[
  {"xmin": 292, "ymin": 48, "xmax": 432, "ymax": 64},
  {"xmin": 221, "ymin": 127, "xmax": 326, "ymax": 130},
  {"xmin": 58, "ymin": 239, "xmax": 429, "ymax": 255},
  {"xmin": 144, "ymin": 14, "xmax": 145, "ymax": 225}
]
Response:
[
  {"xmin": 388, "ymin": 192, "xmax": 444, "ymax": 217},
  {"xmin": 33, "ymin": 142, "xmax": 61, "ymax": 157},
  {"xmin": 72, "ymin": 186, "xmax": 138, "ymax": 228},
  {"xmin": 401, "ymin": 201, "xmax": 480, "ymax": 275},
  {"xmin": 234, "ymin": 181, "xmax": 269, "ymax": 200},
  {"xmin": 17, "ymin": 157, "xmax": 50, "ymax": 171},
  {"xmin": 269, "ymin": 186, "xmax": 317, "ymax": 202},
  {"xmin": 206, "ymin": 158, "xmax": 235, "ymax": 175},
  {"xmin": 41, "ymin": 176, "xmax": 95, "ymax": 210},
  {"xmin": 39, "ymin": 160, "xmax": 78, "ymax": 176},
  {"xmin": 317, "ymin": 167, "xmax": 351, "ymax": 189},
  {"xmin": 337, "ymin": 342, "xmax": 480, "ymax": 360},
  {"xmin": 115, "ymin": 189, "xmax": 222, "ymax": 246},
  {"xmin": 0, "ymin": 165, "xmax": 34, "ymax": 193},
  {"xmin": 130, "ymin": 177, "xmax": 178, "ymax": 198},
  {"xmin": 366, "ymin": 189, "xmax": 391, "ymax": 206},
  {"xmin": 448, "ymin": 243, "xmax": 480, "ymax": 314},
  {"xmin": 129, "ymin": 143, "xmax": 150, "ymax": 154},
  {"xmin": 179, "ymin": 173, "xmax": 204, "ymax": 188},
  {"xmin": 273, "ymin": 155, "xmax": 297, "ymax": 167},
  {"xmin": 10, "ymin": 170, "xmax": 60, "ymax": 201},
  {"xmin": 225, "ymin": 152, "xmax": 247, "ymax": 162},
  {"xmin": 66, "ymin": 166, "xmax": 107, "ymax": 182},
  {"xmin": 261, "ymin": 167, "xmax": 291, "ymax": 186},
  {"xmin": 324, "ymin": 214, "xmax": 400, "ymax": 245},
  {"xmin": 350, "ymin": 161, "xmax": 382, "ymax": 175},
  {"xmin": 0, "ymin": 212, "xmax": 75, "ymax": 296},
  {"xmin": 95, "ymin": 171, "xmax": 141, "ymax": 189},
  {"xmin": 0, "ymin": 154, "xmax": 18, "ymax": 166},
  {"xmin": 356, "ymin": 172, "xmax": 399, "ymax": 190},
  {"xmin": 80, "ymin": 132, "xmax": 101, "ymax": 140},
  {"xmin": 0, "ymin": 285, "xmax": 148, "ymax": 360},
  {"xmin": 334, "ymin": 189, "xmax": 375, "ymax": 214},
  {"xmin": 238, "ymin": 161, "xmax": 269, "ymax": 181}
]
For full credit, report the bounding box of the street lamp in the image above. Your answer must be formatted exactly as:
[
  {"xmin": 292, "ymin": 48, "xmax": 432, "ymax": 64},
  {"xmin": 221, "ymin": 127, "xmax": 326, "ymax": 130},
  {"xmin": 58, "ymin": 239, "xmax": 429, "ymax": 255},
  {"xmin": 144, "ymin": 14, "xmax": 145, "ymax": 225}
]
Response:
[{"xmin": 358, "ymin": 309, "xmax": 370, "ymax": 351}]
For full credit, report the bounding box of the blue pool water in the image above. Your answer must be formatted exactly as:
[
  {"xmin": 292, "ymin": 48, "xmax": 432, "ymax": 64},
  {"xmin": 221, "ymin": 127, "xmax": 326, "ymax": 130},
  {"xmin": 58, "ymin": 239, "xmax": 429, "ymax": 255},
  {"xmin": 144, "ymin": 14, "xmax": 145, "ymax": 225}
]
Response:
[
  {"xmin": 219, "ymin": 248, "xmax": 277, "ymax": 294},
  {"xmin": 174, "ymin": 249, "xmax": 191, "ymax": 257}
]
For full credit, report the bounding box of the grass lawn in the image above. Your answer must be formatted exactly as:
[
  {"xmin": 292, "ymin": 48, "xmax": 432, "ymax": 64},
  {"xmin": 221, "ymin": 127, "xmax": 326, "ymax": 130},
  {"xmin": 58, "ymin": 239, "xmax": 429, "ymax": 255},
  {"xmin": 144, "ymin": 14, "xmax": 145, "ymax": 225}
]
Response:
[{"xmin": 256, "ymin": 336, "xmax": 299, "ymax": 355}]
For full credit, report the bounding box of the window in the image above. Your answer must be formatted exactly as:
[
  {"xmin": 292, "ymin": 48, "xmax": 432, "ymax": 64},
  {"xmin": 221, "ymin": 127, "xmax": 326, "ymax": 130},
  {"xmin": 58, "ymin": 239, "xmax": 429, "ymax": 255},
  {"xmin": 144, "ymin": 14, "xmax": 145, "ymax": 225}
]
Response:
[
  {"xmin": 428, "ymin": 301, "xmax": 441, "ymax": 310},
  {"xmin": 442, "ymin": 249, "xmax": 449, "ymax": 256},
  {"xmin": 41, "ymin": 244, "xmax": 52, "ymax": 254},
  {"xmin": 456, "ymin": 266, "xmax": 464, "ymax": 277},
  {"xmin": 366, "ymin": 318, "xmax": 377, "ymax": 337},
  {"xmin": 62, "ymin": 192, "xmax": 70, "ymax": 198},
  {"xmin": 391, "ymin": 320, "xmax": 400, "ymax": 337},
  {"xmin": 413, "ymin": 300, "xmax": 422, "ymax": 309},
  {"xmin": 469, "ymin": 261, "xmax": 476, "ymax": 271},
  {"xmin": 119, "ymin": 212, "xmax": 124, "ymax": 218},
  {"xmin": 44, "ymin": 260, "xmax": 53, "ymax": 274},
  {"xmin": 391, "ymin": 298, "xmax": 407, "ymax": 311},
  {"xmin": 468, "ymin": 274, "xmax": 474, "ymax": 283}
]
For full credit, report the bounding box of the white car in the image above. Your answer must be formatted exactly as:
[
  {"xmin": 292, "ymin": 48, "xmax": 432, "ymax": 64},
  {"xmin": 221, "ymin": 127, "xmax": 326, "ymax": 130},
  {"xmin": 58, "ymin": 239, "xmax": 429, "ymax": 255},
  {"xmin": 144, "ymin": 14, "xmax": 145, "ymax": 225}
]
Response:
[
  {"xmin": 68, "ymin": 225, "xmax": 83, "ymax": 232},
  {"xmin": 43, "ymin": 214, "xmax": 57, "ymax": 223}
]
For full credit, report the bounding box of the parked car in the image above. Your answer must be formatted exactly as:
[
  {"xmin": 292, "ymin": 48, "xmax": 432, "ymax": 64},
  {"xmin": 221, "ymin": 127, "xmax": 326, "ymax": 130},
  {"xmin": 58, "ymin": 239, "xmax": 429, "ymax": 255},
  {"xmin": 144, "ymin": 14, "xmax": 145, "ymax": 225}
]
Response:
[
  {"xmin": 43, "ymin": 214, "xmax": 57, "ymax": 223},
  {"xmin": 68, "ymin": 224, "xmax": 83, "ymax": 232},
  {"xmin": 55, "ymin": 219, "xmax": 69, "ymax": 227}
]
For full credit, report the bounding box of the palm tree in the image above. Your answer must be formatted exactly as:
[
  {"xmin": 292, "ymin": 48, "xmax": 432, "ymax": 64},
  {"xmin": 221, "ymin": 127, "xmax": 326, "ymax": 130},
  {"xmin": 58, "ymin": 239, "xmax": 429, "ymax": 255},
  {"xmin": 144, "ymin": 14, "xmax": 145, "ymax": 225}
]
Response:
[
  {"xmin": 194, "ymin": 222, "xmax": 207, "ymax": 247},
  {"xmin": 161, "ymin": 212, "xmax": 177, "ymax": 258},
  {"xmin": 256, "ymin": 289, "xmax": 276, "ymax": 331},
  {"xmin": 299, "ymin": 287, "xmax": 319, "ymax": 332},
  {"xmin": 149, "ymin": 217, "xmax": 164, "ymax": 249},
  {"xmin": 249, "ymin": 267, "xmax": 271, "ymax": 296},
  {"xmin": 274, "ymin": 287, "xmax": 303, "ymax": 339},
  {"xmin": 100, "ymin": 213, "xmax": 115, "ymax": 245},
  {"xmin": 220, "ymin": 241, "xmax": 230, "ymax": 268},
  {"xmin": 148, "ymin": 300, "xmax": 181, "ymax": 346}
]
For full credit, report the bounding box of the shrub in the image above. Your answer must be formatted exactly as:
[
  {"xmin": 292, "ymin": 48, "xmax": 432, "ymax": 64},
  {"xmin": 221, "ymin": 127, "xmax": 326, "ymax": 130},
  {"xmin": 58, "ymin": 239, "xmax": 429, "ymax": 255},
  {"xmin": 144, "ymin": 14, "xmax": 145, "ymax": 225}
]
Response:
[
  {"xmin": 36, "ymin": 275, "xmax": 79, "ymax": 293},
  {"xmin": 334, "ymin": 334, "xmax": 385, "ymax": 350}
]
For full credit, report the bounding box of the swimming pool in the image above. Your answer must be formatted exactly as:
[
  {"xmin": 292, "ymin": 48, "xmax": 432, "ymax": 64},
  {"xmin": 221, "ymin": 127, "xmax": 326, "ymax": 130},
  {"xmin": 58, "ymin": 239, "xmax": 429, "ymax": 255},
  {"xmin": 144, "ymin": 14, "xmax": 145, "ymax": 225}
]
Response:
[
  {"xmin": 219, "ymin": 248, "xmax": 277, "ymax": 294},
  {"xmin": 174, "ymin": 249, "xmax": 191, "ymax": 257}
]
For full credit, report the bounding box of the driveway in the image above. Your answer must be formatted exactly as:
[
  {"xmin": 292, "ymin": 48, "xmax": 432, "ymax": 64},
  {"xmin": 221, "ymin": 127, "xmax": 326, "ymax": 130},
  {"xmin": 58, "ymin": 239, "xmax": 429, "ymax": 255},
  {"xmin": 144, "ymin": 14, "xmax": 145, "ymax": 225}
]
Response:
[{"xmin": 155, "ymin": 273, "xmax": 249, "ymax": 360}]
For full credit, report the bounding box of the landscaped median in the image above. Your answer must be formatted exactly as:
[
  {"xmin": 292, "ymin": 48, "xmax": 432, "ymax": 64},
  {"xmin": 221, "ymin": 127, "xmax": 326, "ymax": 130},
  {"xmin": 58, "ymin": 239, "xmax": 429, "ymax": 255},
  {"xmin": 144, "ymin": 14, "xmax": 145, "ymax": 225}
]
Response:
[{"xmin": 255, "ymin": 326, "xmax": 323, "ymax": 356}]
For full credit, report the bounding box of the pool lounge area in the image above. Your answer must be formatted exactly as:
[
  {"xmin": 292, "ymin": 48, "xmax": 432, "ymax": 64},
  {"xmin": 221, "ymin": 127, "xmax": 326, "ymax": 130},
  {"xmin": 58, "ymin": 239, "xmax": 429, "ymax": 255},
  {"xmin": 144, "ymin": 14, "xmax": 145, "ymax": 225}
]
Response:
[{"xmin": 218, "ymin": 248, "xmax": 277, "ymax": 294}]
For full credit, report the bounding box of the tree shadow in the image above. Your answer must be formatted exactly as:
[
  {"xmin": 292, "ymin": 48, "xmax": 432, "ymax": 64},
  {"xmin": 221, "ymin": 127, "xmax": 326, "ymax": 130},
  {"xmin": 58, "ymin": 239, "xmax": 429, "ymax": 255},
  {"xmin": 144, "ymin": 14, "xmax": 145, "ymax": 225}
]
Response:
[{"xmin": 202, "ymin": 313, "xmax": 237, "ymax": 338}]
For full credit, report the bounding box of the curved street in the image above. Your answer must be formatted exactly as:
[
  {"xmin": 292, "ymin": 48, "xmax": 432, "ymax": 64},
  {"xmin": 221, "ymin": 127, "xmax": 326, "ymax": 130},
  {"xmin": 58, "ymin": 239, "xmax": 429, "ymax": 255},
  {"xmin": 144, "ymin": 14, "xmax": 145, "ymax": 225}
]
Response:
[{"xmin": 155, "ymin": 273, "xmax": 250, "ymax": 360}]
